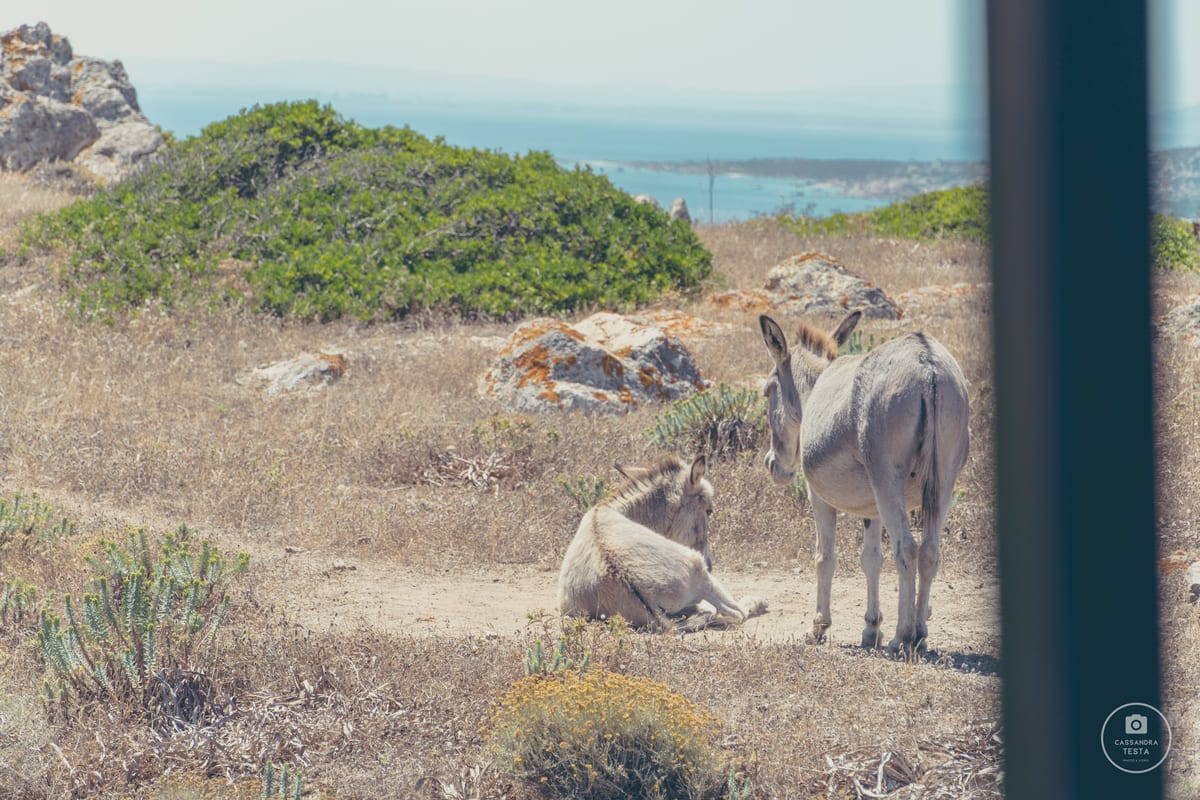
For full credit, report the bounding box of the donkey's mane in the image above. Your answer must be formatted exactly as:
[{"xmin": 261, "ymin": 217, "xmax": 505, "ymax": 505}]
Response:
[
  {"xmin": 608, "ymin": 455, "xmax": 686, "ymax": 512},
  {"xmin": 794, "ymin": 323, "xmax": 839, "ymax": 361}
]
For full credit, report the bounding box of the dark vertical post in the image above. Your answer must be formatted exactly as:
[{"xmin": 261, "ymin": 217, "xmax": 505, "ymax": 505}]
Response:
[{"xmin": 988, "ymin": 2, "xmax": 1161, "ymax": 799}]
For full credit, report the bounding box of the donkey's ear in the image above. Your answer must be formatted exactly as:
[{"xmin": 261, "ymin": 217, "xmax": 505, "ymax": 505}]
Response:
[
  {"xmin": 831, "ymin": 310, "xmax": 863, "ymax": 348},
  {"xmin": 688, "ymin": 455, "xmax": 707, "ymax": 488},
  {"xmin": 759, "ymin": 315, "xmax": 788, "ymax": 363}
]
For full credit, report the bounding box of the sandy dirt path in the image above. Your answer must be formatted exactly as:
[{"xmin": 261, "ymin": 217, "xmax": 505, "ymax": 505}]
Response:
[{"xmin": 266, "ymin": 553, "xmax": 1001, "ymax": 670}]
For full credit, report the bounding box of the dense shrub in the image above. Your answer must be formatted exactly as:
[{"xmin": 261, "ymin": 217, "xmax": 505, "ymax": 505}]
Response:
[
  {"xmin": 23, "ymin": 101, "xmax": 712, "ymax": 321},
  {"xmin": 488, "ymin": 670, "xmax": 730, "ymax": 800},
  {"xmin": 789, "ymin": 183, "xmax": 1200, "ymax": 272},
  {"xmin": 789, "ymin": 183, "xmax": 989, "ymax": 242},
  {"xmin": 1151, "ymin": 213, "xmax": 1200, "ymax": 271}
]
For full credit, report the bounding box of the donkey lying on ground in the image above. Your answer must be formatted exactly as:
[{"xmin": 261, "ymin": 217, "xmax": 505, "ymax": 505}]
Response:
[
  {"xmin": 558, "ymin": 455, "xmax": 767, "ymax": 631},
  {"xmin": 758, "ymin": 311, "xmax": 969, "ymax": 654}
]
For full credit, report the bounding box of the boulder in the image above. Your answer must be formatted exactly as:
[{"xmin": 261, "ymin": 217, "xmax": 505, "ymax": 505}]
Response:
[
  {"xmin": 482, "ymin": 312, "xmax": 708, "ymax": 413},
  {"xmin": 250, "ymin": 352, "xmax": 347, "ymax": 395},
  {"xmin": 0, "ymin": 88, "xmax": 98, "ymax": 169},
  {"xmin": 632, "ymin": 194, "xmax": 661, "ymax": 210},
  {"xmin": 763, "ymin": 253, "xmax": 900, "ymax": 320},
  {"xmin": 894, "ymin": 282, "xmax": 992, "ymax": 320},
  {"xmin": 1156, "ymin": 299, "xmax": 1200, "ymax": 347},
  {"xmin": 668, "ymin": 197, "xmax": 691, "ymax": 223},
  {"xmin": 0, "ymin": 22, "xmax": 163, "ymax": 181}
]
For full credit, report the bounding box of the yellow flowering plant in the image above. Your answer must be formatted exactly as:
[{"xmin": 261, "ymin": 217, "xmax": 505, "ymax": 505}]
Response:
[{"xmin": 488, "ymin": 669, "xmax": 729, "ymax": 799}]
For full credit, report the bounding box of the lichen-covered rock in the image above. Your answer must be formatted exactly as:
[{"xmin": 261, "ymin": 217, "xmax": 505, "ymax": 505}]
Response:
[
  {"xmin": 763, "ymin": 252, "xmax": 900, "ymax": 320},
  {"xmin": 482, "ymin": 312, "xmax": 708, "ymax": 413},
  {"xmin": 0, "ymin": 87, "xmax": 98, "ymax": 169},
  {"xmin": 1157, "ymin": 298, "xmax": 1200, "ymax": 347},
  {"xmin": 894, "ymin": 282, "xmax": 992, "ymax": 320},
  {"xmin": 0, "ymin": 21, "xmax": 163, "ymax": 181},
  {"xmin": 250, "ymin": 352, "xmax": 347, "ymax": 395}
]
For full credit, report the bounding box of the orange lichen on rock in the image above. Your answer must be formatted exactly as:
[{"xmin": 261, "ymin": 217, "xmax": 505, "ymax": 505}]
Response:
[
  {"xmin": 599, "ymin": 354, "xmax": 624, "ymax": 378},
  {"xmin": 637, "ymin": 366, "xmax": 662, "ymax": 389},
  {"xmin": 514, "ymin": 344, "xmax": 552, "ymax": 388},
  {"xmin": 787, "ymin": 251, "xmax": 843, "ymax": 267},
  {"xmin": 708, "ymin": 289, "xmax": 774, "ymax": 313},
  {"xmin": 501, "ymin": 320, "xmax": 585, "ymax": 357},
  {"xmin": 317, "ymin": 353, "xmax": 346, "ymax": 378}
]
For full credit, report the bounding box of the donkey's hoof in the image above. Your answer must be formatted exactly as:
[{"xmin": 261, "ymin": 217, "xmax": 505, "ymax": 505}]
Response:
[
  {"xmin": 740, "ymin": 596, "xmax": 768, "ymax": 618},
  {"xmin": 811, "ymin": 619, "xmax": 831, "ymax": 644},
  {"xmin": 861, "ymin": 627, "xmax": 883, "ymax": 648},
  {"xmin": 887, "ymin": 635, "xmax": 927, "ymax": 659}
]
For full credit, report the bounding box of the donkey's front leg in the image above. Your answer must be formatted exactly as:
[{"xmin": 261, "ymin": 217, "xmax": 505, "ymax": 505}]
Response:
[
  {"xmin": 860, "ymin": 517, "xmax": 884, "ymax": 648},
  {"xmin": 810, "ymin": 494, "xmax": 838, "ymax": 642}
]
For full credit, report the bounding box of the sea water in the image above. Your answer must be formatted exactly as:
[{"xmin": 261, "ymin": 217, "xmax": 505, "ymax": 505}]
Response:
[{"xmin": 137, "ymin": 85, "xmax": 985, "ymax": 222}]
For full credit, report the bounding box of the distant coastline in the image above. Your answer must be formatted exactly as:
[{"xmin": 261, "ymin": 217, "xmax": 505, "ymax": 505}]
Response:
[
  {"xmin": 615, "ymin": 157, "xmax": 989, "ymax": 202},
  {"xmin": 616, "ymin": 149, "xmax": 1200, "ymax": 219}
]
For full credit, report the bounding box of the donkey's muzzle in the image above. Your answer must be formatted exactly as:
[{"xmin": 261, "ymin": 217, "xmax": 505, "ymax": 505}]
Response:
[{"xmin": 764, "ymin": 450, "xmax": 795, "ymax": 485}]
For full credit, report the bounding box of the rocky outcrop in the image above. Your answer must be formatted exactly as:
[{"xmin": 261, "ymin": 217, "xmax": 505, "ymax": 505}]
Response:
[
  {"xmin": 709, "ymin": 252, "xmax": 900, "ymax": 320},
  {"xmin": 482, "ymin": 313, "xmax": 708, "ymax": 413},
  {"xmin": 0, "ymin": 22, "xmax": 163, "ymax": 182},
  {"xmin": 668, "ymin": 198, "xmax": 691, "ymax": 223},
  {"xmin": 894, "ymin": 282, "xmax": 992, "ymax": 320}
]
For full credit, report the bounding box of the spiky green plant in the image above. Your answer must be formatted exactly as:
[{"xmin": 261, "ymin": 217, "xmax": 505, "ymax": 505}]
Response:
[
  {"xmin": 36, "ymin": 525, "xmax": 248, "ymax": 720},
  {"xmin": 840, "ymin": 330, "xmax": 882, "ymax": 356},
  {"xmin": 559, "ymin": 475, "xmax": 610, "ymax": 513},
  {"xmin": 0, "ymin": 577, "xmax": 38, "ymax": 627},
  {"xmin": 524, "ymin": 636, "xmax": 592, "ymax": 677},
  {"xmin": 263, "ymin": 762, "xmax": 304, "ymax": 800},
  {"xmin": 0, "ymin": 493, "xmax": 75, "ymax": 550},
  {"xmin": 647, "ymin": 384, "xmax": 766, "ymax": 460}
]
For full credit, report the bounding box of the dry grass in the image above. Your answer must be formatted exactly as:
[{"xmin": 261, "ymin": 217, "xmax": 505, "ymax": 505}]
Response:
[{"xmin": 0, "ymin": 172, "xmax": 1195, "ymax": 798}]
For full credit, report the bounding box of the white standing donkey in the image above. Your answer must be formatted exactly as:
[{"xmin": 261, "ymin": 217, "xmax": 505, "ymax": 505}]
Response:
[{"xmin": 758, "ymin": 311, "xmax": 969, "ymax": 654}]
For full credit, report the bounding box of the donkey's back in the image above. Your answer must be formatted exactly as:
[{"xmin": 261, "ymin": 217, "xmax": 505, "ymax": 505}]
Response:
[{"xmin": 802, "ymin": 332, "xmax": 970, "ymax": 519}]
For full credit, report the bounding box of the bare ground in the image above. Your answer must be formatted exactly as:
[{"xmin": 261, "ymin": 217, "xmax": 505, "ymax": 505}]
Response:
[{"xmin": 1, "ymin": 172, "xmax": 1197, "ymax": 798}]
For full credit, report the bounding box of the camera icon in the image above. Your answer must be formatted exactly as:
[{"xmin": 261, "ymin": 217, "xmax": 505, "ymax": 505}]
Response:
[{"xmin": 1125, "ymin": 714, "xmax": 1149, "ymax": 735}]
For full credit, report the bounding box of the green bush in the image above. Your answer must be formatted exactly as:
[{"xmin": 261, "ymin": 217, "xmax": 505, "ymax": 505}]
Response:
[
  {"xmin": 36, "ymin": 525, "xmax": 248, "ymax": 722},
  {"xmin": 647, "ymin": 384, "xmax": 766, "ymax": 460},
  {"xmin": 1151, "ymin": 214, "xmax": 1200, "ymax": 272},
  {"xmin": 488, "ymin": 670, "xmax": 730, "ymax": 800},
  {"xmin": 23, "ymin": 100, "xmax": 712, "ymax": 321},
  {"xmin": 788, "ymin": 183, "xmax": 989, "ymax": 242}
]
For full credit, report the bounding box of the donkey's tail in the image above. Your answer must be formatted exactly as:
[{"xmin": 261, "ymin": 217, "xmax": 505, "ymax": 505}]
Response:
[{"xmin": 917, "ymin": 371, "xmax": 942, "ymax": 532}]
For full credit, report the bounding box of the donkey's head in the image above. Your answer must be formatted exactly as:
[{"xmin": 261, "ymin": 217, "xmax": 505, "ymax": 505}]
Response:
[
  {"xmin": 758, "ymin": 311, "xmax": 861, "ymax": 484},
  {"xmin": 613, "ymin": 455, "xmax": 715, "ymax": 569}
]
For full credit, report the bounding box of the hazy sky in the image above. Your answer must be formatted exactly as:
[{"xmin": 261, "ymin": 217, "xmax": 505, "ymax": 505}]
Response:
[
  {"xmin": 25, "ymin": 1, "xmax": 966, "ymax": 91},
  {"xmin": 13, "ymin": 1, "xmax": 1197, "ymax": 109}
]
